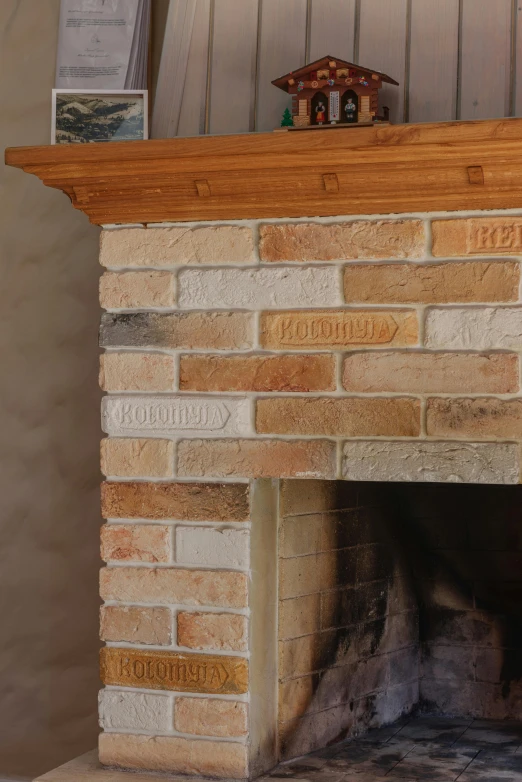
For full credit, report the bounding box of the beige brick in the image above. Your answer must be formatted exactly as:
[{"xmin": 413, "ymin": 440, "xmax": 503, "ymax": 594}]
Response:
[
  {"xmin": 179, "ymin": 354, "xmax": 336, "ymax": 392},
  {"xmin": 99, "ymin": 353, "xmax": 174, "ymax": 392},
  {"xmin": 279, "ymin": 676, "xmax": 314, "ymax": 722},
  {"xmin": 279, "ymin": 594, "xmax": 321, "ymax": 639},
  {"xmin": 99, "ymin": 271, "xmax": 175, "ymax": 309},
  {"xmin": 101, "ymin": 481, "xmax": 249, "ymax": 521},
  {"xmin": 344, "ymin": 261, "xmax": 519, "ymax": 303},
  {"xmin": 175, "ymin": 697, "xmax": 248, "ymax": 738},
  {"xmin": 427, "ymin": 397, "xmax": 522, "ymax": 439},
  {"xmin": 432, "ymin": 217, "xmax": 522, "ymax": 257},
  {"xmin": 175, "ymin": 527, "xmax": 249, "ymax": 569},
  {"xmin": 100, "ymin": 311, "xmax": 254, "ymax": 350},
  {"xmin": 279, "ymin": 635, "xmax": 329, "ymax": 679},
  {"xmin": 100, "ymin": 567, "xmax": 248, "ymax": 608},
  {"xmin": 279, "ymin": 513, "xmax": 325, "ymax": 558},
  {"xmin": 260, "ymin": 310, "xmax": 418, "ymax": 350},
  {"xmin": 342, "ymin": 440, "xmax": 520, "ymax": 484},
  {"xmin": 99, "ymin": 732, "xmax": 248, "ymax": 778},
  {"xmin": 177, "ymin": 611, "xmax": 248, "ymax": 652},
  {"xmin": 100, "ymin": 226, "xmax": 255, "ymax": 267},
  {"xmin": 100, "ymin": 605, "xmax": 172, "ymax": 645},
  {"xmin": 101, "ymin": 523, "xmax": 170, "ymax": 563},
  {"xmin": 256, "ymin": 397, "xmax": 420, "ymax": 437},
  {"xmin": 101, "ymin": 438, "xmax": 174, "ymax": 478},
  {"xmin": 343, "ymin": 352, "xmax": 519, "ymax": 393},
  {"xmin": 177, "ymin": 439, "xmax": 337, "ymax": 479},
  {"xmin": 259, "ymin": 220, "xmax": 425, "ymax": 261},
  {"xmin": 279, "ymin": 552, "xmax": 339, "ymax": 599},
  {"xmin": 279, "ymin": 479, "xmax": 358, "ymax": 517}
]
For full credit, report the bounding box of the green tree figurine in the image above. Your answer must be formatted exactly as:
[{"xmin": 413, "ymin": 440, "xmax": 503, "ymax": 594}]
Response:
[{"xmin": 280, "ymin": 107, "xmax": 294, "ymax": 127}]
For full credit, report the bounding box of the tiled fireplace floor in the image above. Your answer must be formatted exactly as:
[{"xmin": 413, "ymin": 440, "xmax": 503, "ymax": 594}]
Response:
[{"xmin": 266, "ymin": 717, "xmax": 522, "ymax": 781}]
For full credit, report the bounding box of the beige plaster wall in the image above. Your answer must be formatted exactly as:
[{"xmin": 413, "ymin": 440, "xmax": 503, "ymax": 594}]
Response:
[{"xmin": 0, "ymin": 1, "xmax": 102, "ymax": 778}]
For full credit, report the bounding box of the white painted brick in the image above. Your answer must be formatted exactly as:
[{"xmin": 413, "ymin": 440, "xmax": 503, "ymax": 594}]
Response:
[
  {"xmin": 342, "ymin": 441, "xmax": 520, "ymax": 484},
  {"xmin": 177, "ymin": 267, "xmax": 341, "ymax": 309},
  {"xmin": 425, "ymin": 307, "xmax": 522, "ymax": 350},
  {"xmin": 175, "ymin": 527, "xmax": 250, "ymax": 569},
  {"xmin": 102, "ymin": 396, "xmax": 251, "ymax": 438},
  {"xmin": 99, "ymin": 689, "xmax": 171, "ymax": 732}
]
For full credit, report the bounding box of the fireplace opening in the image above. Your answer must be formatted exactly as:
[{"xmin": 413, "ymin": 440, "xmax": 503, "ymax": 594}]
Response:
[{"xmin": 277, "ymin": 479, "xmax": 522, "ymax": 763}]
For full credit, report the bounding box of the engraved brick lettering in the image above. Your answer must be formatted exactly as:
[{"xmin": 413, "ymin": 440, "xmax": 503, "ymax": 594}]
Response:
[
  {"xmin": 261, "ymin": 310, "xmax": 416, "ymax": 350},
  {"xmin": 434, "ymin": 218, "xmax": 522, "ymax": 257},
  {"xmin": 467, "ymin": 221, "xmax": 522, "ymax": 254},
  {"xmin": 102, "ymin": 397, "xmax": 241, "ymax": 436},
  {"xmin": 497, "ymin": 225, "xmax": 515, "ymax": 249},
  {"xmin": 100, "ymin": 647, "xmax": 248, "ymax": 694},
  {"xmin": 157, "ymin": 661, "xmax": 167, "ymax": 680},
  {"xmin": 278, "ymin": 318, "xmax": 293, "ymax": 341},
  {"xmin": 474, "ymin": 226, "xmax": 494, "ymax": 250},
  {"xmin": 121, "ymin": 404, "xmax": 132, "ymax": 425},
  {"xmin": 119, "ymin": 656, "xmax": 131, "ymax": 677}
]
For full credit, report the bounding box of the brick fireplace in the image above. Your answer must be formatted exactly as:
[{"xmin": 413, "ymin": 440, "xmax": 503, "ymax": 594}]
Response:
[{"xmin": 6, "ymin": 119, "xmax": 522, "ymax": 780}]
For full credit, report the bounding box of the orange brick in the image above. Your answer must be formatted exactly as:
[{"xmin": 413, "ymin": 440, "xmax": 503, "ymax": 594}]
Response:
[
  {"xmin": 174, "ymin": 698, "xmax": 248, "ymax": 738},
  {"xmin": 100, "ymin": 438, "xmax": 174, "ymax": 478},
  {"xmin": 344, "ymin": 261, "xmax": 519, "ymax": 304},
  {"xmin": 99, "ymin": 352, "xmax": 174, "ymax": 392},
  {"xmin": 261, "ymin": 310, "xmax": 418, "ymax": 350},
  {"xmin": 259, "ymin": 220, "xmax": 425, "ymax": 261},
  {"xmin": 101, "ymin": 523, "xmax": 170, "ymax": 563},
  {"xmin": 432, "ymin": 217, "xmax": 522, "ymax": 257},
  {"xmin": 177, "ymin": 439, "xmax": 337, "ymax": 479},
  {"xmin": 100, "ymin": 605, "xmax": 172, "ymax": 645},
  {"xmin": 100, "ymin": 567, "xmax": 248, "ymax": 608},
  {"xmin": 256, "ymin": 397, "xmax": 420, "ymax": 437},
  {"xmin": 179, "ymin": 354, "xmax": 336, "ymax": 392},
  {"xmin": 427, "ymin": 397, "xmax": 522, "ymax": 439},
  {"xmin": 99, "ymin": 732, "xmax": 248, "ymax": 778},
  {"xmin": 101, "ymin": 481, "xmax": 249, "ymax": 521},
  {"xmin": 343, "ymin": 352, "xmax": 519, "ymax": 393},
  {"xmin": 177, "ymin": 611, "xmax": 248, "ymax": 652}
]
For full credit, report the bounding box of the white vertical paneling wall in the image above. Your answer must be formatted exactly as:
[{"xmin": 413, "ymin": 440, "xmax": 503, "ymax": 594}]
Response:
[
  {"xmin": 209, "ymin": 0, "xmax": 259, "ymax": 134},
  {"xmin": 459, "ymin": 0, "xmax": 513, "ymax": 120},
  {"xmin": 358, "ymin": 0, "xmax": 408, "ymax": 124},
  {"xmin": 255, "ymin": 0, "xmax": 308, "ymax": 132},
  {"xmin": 153, "ymin": 0, "xmax": 522, "ymax": 137},
  {"xmin": 308, "ymin": 0, "xmax": 356, "ymax": 63},
  {"xmin": 408, "ymin": 0, "xmax": 459, "ymax": 123},
  {"xmin": 177, "ymin": 0, "xmax": 211, "ymax": 137}
]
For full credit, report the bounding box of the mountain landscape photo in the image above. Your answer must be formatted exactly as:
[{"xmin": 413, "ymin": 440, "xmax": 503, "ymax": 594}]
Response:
[{"xmin": 55, "ymin": 93, "xmax": 145, "ymax": 143}]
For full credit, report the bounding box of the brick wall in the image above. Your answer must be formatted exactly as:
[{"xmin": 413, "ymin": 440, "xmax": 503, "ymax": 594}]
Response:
[
  {"xmin": 277, "ymin": 480, "xmax": 418, "ymax": 761},
  {"xmin": 98, "ymin": 211, "xmax": 522, "ymax": 777},
  {"xmin": 99, "ymin": 214, "xmax": 522, "ymax": 485},
  {"xmin": 391, "ymin": 483, "xmax": 522, "ymax": 719}
]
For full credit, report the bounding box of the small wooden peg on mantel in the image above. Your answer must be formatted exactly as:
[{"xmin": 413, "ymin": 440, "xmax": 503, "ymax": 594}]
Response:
[
  {"xmin": 323, "ymin": 173, "xmax": 339, "ymax": 192},
  {"xmin": 195, "ymin": 179, "xmax": 211, "ymax": 197},
  {"xmin": 467, "ymin": 166, "xmax": 484, "ymax": 185}
]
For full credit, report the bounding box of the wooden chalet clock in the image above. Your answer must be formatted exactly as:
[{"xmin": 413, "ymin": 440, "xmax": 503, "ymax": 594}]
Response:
[{"xmin": 272, "ymin": 54, "xmax": 398, "ymax": 130}]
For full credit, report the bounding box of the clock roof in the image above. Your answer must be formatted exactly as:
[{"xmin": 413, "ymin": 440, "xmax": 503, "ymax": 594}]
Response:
[{"xmin": 272, "ymin": 55, "xmax": 399, "ymax": 92}]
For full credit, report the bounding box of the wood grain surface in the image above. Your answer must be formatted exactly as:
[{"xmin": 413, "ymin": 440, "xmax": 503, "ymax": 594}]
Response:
[{"xmin": 7, "ymin": 118, "xmax": 522, "ymax": 224}]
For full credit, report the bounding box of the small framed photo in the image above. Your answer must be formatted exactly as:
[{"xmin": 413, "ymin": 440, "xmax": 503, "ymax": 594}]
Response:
[{"xmin": 52, "ymin": 89, "xmax": 148, "ymax": 145}]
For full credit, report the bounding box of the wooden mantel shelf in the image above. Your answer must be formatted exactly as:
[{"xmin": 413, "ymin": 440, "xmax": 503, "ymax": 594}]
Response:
[{"xmin": 6, "ymin": 118, "xmax": 522, "ymax": 224}]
